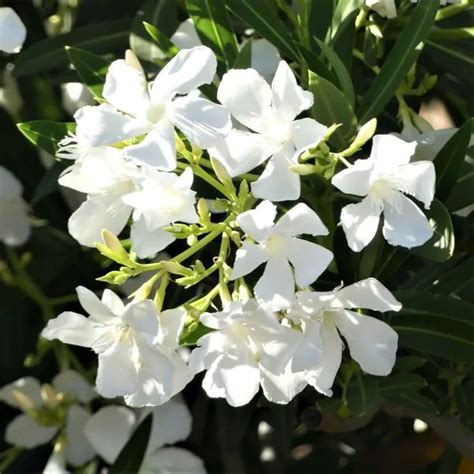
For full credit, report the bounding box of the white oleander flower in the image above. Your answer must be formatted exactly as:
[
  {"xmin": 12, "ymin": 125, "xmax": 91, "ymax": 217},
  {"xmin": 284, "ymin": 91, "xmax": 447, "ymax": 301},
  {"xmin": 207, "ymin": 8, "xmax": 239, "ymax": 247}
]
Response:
[
  {"xmin": 285, "ymin": 278, "xmax": 401, "ymax": 395},
  {"xmin": 230, "ymin": 201, "xmax": 333, "ymax": 311},
  {"xmin": 171, "ymin": 19, "xmax": 280, "ymax": 82},
  {"xmin": 58, "ymin": 147, "xmax": 139, "ymax": 247},
  {"xmin": 209, "ymin": 61, "xmax": 327, "ymax": 201},
  {"xmin": 0, "ymin": 166, "xmax": 31, "ymax": 246},
  {"xmin": 0, "ymin": 371, "xmax": 96, "ymax": 467},
  {"xmin": 41, "ymin": 287, "xmax": 191, "ymax": 407},
  {"xmin": 365, "ymin": 0, "xmax": 397, "ymax": 18},
  {"xmin": 332, "ymin": 134, "xmax": 436, "ymax": 252},
  {"xmin": 84, "ymin": 398, "xmax": 205, "ymax": 472},
  {"xmin": 122, "ymin": 167, "xmax": 199, "ymax": 258},
  {"xmin": 73, "ymin": 46, "xmax": 230, "ymax": 170},
  {"xmin": 0, "ymin": 7, "xmax": 26, "ymax": 54},
  {"xmin": 190, "ymin": 300, "xmax": 300, "ymax": 407}
]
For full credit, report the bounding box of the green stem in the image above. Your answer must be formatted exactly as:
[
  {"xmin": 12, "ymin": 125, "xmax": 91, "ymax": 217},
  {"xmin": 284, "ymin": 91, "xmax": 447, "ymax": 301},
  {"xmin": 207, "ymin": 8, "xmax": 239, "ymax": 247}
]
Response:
[
  {"xmin": 0, "ymin": 447, "xmax": 23, "ymax": 472},
  {"xmin": 177, "ymin": 161, "xmax": 231, "ymax": 199},
  {"xmin": 429, "ymin": 26, "xmax": 474, "ymax": 40},
  {"xmin": 435, "ymin": 0, "xmax": 472, "ymax": 21}
]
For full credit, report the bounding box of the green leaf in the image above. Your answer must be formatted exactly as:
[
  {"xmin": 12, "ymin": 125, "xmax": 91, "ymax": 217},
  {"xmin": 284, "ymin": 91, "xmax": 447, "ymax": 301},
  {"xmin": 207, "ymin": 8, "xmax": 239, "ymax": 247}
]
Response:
[
  {"xmin": 66, "ymin": 47, "xmax": 110, "ymax": 98},
  {"xmin": 433, "ymin": 118, "xmax": 473, "ymax": 202},
  {"xmin": 109, "ymin": 414, "xmax": 152, "ymax": 474},
  {"xmin": 232, "ymin": 39, "xmax": 252, "ymax": 69},
  {"xmin": 186, "ymin": 0, "xmax": 239, "ymax": 73},
  {"xmin": 17, "ymin": 121, "xmax": 75, "ymax": 156},
  {"xmin": 446, "ymin": 155, "xmax": 474, "ymax": 212},
  {"xmin": 378, "ymin": 374, "xmax": 427, "ymax": 394},
  {"xmin": 14, "ymin": 19, "xmax": 131, "ymax": 77},
  {"xmin": 226, "ymin": 0, "xmax": 299, "ymax": 62},
  {"xmin": 409, "ymin": 199, "xmax": 454, "ymax": 262},
  {"xmin": 308, "ymin": 71, "xmax": 357, "ymax": 150},
  {"xmin": 382, "ymin": 391, "xmax": 437, "ymax": 414},
  {"xmin": 392, "ymin": 292, "xmax": 474, "ymax": 362},
  {"xmin": 357, "ymin": 1, "xmax": 438, "ymax": 123},
  {"xmin": 346, "ymin": 373, "xmax": 379, "ymax": 417},
  {"xmin": 130, "ymin": 0, "xmax": 177, "ymax": 63},
  {"xmin": 143, "ymin": 22, "xmax": 179, "ymax": 58},
  {"xmin": 431, "ymin": 257, "xmax": 474, "ymax": 303},
  {"xmin": 394, "ymin": 356, "xmax": 426, "ymax": 372},
  {"xmin": 313, "ymin": 37, "xmax": 355, "ymax": 107},
  {"xmin": 32, "ymin": 161, "xmax": 68, "ymax": 205}
]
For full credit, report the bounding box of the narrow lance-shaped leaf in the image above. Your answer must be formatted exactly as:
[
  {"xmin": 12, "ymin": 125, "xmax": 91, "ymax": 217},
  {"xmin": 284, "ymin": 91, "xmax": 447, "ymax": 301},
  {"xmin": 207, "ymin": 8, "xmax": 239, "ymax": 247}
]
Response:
[
  {"xmin": 130, "ymin": 0, "xmax": 177, "ymax": 63},
  {"xmin": 433, "ymin": 118, "xmax": 473, "ymax": 202},
  {"xmin": 66, "ymin": 46, "xmax": 110, "ymax": 98},
  {"xmin": 17, "ymin": 121, "xmax": 75, "ymax": 156},
  {"xmin": 357, "ymin": 1, "xmax": 438, "ymax": 123},
  {"xmin": 109, "ymin": 414, "xmax": 152, "ymax": 474},
  {"xmin": 14, "ymin": 19, "xmax": 131, "ymax": 77},
  {"xmin": 226, "ymin": 0, "xmax": 299, "ymax": 62},
  {"xmin": 186, "ymin": 0, "xmax": 239, "ymax": 73},
  {"xmin": 308, "ymin": 71, "xmax": 357, "ymax": 150}
]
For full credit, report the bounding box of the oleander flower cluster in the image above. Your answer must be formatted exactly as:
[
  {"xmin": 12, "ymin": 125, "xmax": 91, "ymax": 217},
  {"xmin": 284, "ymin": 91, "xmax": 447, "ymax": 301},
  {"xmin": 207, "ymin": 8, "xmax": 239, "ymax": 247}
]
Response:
[
  {"xmin": 33, "ymin": 44, "xmax": 438, "ymax": 411},
  {"xmin": 0, "ymin": 372, "xmax": 204, "ymax": 473}
]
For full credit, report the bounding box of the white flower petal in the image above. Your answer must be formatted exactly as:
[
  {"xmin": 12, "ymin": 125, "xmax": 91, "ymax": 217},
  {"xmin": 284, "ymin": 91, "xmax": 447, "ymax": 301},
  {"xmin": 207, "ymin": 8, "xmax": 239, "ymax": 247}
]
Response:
[
  {"xmin": 101, "ymin": 289, "xmax": 125, "ymax": 316},
  {"xmin": 43, "ymin": 451, "xmax": 68, "ymax": 474},
  {"xmin": 274, "ymin": 202, "xmax": 329, "ymax": 237},
  {"xmin": 236, "ymin": 200, "xmax": 276, "ymax": 241},
  {"xmin": 0, "ymin": 377, "xmax": 43, "ymax": 408},
  {"xmin": 332, "ymin": 278, "xmax": 402, "ymax": 312},
  {"xmin": 334, "ymin": 309, "xmax": 398, "ymax": 376},
  {"xmin": 64, "ymin": 406, "xmax": 95, "ymax": 466},
  {"xmin": 171, "ymin": 19, "xmax": 202, "ymax": 49},
  {"xmin": 305, "ymin": 323, "xmax": 343, "ymax": 396},
  {"xmin": 151, "ymin": 46, "xmax": 216, "ymax": 100},
  {"xmin": 217, "ymin": 68, "xmax": 273, "ymax": 133},
  {"xmin": 219, "ymin": 359, "xmax": 261, "ymax": 407},
  {"xmin": 371, "ymin": 134, "xmax": 416, "ymax": 175},
  {"xmin": 331, "ymin": 158, "xmax": 374, "ymax": 197},
  {"xmin": 41, "ymin": 311, "xmax": 108, "ymax": 349},
  {"xmin": 123, "ymin": 122, "xmax": 177, "ymax": 171},
  {"xmin": 291, "ymin": 322, "xmax": 323, "ymax": 372},
  {"xmin": 287, "ymin": 238, "xmax": 333, "ymax": 288},
  {"xmin": 230, "ymin": 242, "xmax": 268, "ymax": 280},
  {"xmin": 171, "ymin": 95, "xmax": 231, "ymax": 148},
  {"xmin": 103, "ymin": 59, "xmax": 151, "ymax": 118},
  {"xmin": 68, "ymin": 194, "xmax": 131, "ymax": 247},
  {"xmin": 208, "ymin": 130, "xmax": 273, "ymax": 177},
  {"xmin": 6, "ymin": 414, "xmax": 57, "ymax": 449},
  {"xmin": 0, "ymin": 198, "xmax": 30, "ymax": 246},
  {"xmin": 121, "ymin": 300, "xmax": 159, "ymax": 336},
  {"xmin": 96, "ymin": 340, "xmax": 137, "ymax": 397},
  {"xmin": 251, "ymin": 152, "xmax": 300, "ymax": 202},
  {"xmin": 260, "ymin": 363, "xmax": 307, "ymax": 404},
  {"xmin": 131, "ymin": 218, "xmax": 175, "ymax": 259},
  {"xmin": 251, "ymin": 39, "xmax": 280, "ymax": 81},
  {"xmin": 382, "ymin": 193, "xmax": 433, "ymax": 248},
  {"xmin": 52, "ymin": 370, "xmax": 95, "ymax": 403},
  {"xmin": 84, "ymin": 405, "xmax": 136, "ymax": 464},
  {"xmin": 58, "ymin": 147, "xmax": 135, "ymax": 195},
  {"xmin": 74, "ymin": 104, "xmax": 148, "ymax": 147},
  {"xmin": 0, "ymin": 7, "xmax": 26, "ymax": 54},
  {"xmin": 140, "ymin": 447, "xmax": 206, "ymax": 474},
  {"xmin": 0, "ymin": 165, "xmax": 22, "ymax": 197},
  {"xmin": 271, "ymin": 61, "xmax": 313, "ymax": 122},
  {"xmin": 158, "ymin": 308, "xmax": 188, "ymax": 349},
  {"xmin": 202, "ymin": 358, "xmax": 227, "ymax": 399},
  {"xmin": 290, "ymin": 118, "xmax": 328, "ymax": 156},
  {"xmin": 255, "ymin": 257, "xmax": 295, "ymax": 311},
  {"xmin": 76, "ymin": 286, "xmax": 113, "ymax": 321},
  {"xmin": 145, "ymin": 398, "xmax": 192, "ymax": 453},
  {"xmin": 340, "ymin": 196, "xmax": 381, "ymax": 252},
  {"xmin": 391, "ymin": 161, "xmax": 436, "ymax": 209}
]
